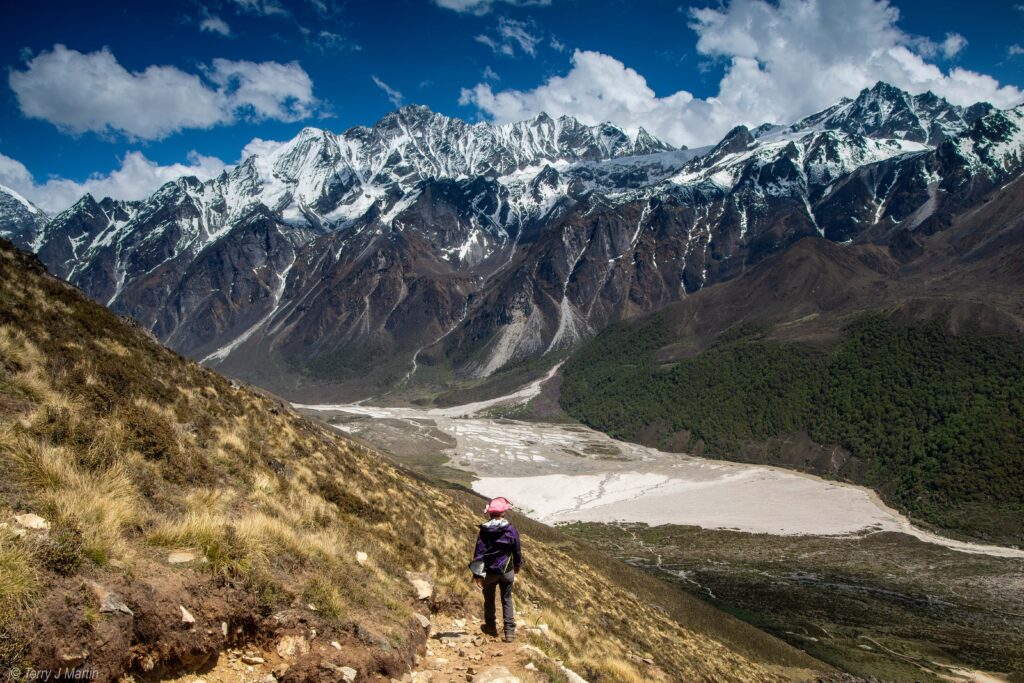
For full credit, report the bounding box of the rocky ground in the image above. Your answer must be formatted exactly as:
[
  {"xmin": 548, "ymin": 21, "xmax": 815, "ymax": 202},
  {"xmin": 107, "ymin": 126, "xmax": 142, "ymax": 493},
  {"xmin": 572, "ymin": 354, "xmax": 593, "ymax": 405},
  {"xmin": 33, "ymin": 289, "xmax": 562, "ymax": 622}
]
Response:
[{"xmin": 160, "ymin": 603, "xmax": 602, "ymax": 683}]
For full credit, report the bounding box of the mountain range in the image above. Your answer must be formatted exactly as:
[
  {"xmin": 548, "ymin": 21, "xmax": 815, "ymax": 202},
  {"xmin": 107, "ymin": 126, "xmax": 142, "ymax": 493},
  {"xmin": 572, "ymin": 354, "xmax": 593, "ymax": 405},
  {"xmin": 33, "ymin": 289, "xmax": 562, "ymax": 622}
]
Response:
[{"xmin": 3, "ymin": 81, "xmax": 1022, "ymax": 400}]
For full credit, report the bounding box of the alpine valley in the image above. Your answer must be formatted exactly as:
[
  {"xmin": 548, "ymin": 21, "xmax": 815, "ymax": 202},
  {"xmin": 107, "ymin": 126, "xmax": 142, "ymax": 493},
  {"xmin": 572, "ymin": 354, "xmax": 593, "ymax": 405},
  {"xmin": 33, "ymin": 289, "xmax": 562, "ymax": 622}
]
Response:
[{"xmin": 4, "ymin": 81, "xmax": 1022, "ymax": 401}]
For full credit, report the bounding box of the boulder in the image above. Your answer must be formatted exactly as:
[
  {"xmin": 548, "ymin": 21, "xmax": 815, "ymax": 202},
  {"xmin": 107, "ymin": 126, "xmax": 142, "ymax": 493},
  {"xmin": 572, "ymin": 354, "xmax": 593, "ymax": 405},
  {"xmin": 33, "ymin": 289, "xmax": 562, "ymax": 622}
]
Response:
[{"xmin": 405, "ymin": 572, "xmax": 434, "ymax": 601}]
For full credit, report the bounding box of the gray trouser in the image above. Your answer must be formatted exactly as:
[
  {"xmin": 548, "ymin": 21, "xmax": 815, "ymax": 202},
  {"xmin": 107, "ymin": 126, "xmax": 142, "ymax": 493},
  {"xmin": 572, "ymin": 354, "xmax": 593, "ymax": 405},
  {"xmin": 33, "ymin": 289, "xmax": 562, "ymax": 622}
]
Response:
[{"xmin": 482, "ymin": 571, "xmax": 515, "ymax": 634}]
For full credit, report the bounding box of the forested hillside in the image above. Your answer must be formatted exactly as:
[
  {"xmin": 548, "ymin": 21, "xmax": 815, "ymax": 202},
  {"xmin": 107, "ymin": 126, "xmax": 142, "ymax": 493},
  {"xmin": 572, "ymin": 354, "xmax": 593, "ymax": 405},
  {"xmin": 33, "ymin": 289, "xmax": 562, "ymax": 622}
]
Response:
[{"xmin": 561, "ymin": 314, "xmax": 1024, "ymax": 544}]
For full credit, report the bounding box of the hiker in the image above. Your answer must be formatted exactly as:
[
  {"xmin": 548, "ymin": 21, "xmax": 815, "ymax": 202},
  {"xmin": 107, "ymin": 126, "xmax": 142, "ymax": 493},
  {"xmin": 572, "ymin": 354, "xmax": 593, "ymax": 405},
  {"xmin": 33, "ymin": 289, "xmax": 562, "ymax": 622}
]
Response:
[{"xmin": 469, "ymin": 496, "xmax": 522, "ymax": 642}]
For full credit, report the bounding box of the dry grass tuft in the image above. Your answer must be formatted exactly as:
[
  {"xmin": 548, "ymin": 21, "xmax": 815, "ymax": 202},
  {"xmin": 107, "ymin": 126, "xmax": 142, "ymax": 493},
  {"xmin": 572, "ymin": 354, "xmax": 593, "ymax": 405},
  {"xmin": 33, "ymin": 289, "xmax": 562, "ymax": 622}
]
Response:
[{"xmin": 0, "ymin": 529, "xmax": 36, "ymax": 616}]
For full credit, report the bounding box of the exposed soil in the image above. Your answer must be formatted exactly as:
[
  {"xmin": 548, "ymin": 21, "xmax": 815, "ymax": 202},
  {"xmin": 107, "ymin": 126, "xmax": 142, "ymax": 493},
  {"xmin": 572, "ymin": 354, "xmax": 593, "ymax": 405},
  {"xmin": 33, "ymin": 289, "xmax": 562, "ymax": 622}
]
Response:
[{"xmin": 18, "ymin": 555, "xmax": 425, "ymax": 683}]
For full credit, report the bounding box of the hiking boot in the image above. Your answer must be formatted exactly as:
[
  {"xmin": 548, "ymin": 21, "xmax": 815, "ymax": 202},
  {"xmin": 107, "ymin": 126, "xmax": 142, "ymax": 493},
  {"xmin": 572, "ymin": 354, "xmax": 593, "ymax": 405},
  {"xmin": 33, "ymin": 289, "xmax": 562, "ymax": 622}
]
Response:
[
  {"xmin": 503, "ymin": 632, "xmax": 515, "ymax": 643},
  {"xmin": 481, "ymin": 623, "xmax": 498, "ymax": 637}
]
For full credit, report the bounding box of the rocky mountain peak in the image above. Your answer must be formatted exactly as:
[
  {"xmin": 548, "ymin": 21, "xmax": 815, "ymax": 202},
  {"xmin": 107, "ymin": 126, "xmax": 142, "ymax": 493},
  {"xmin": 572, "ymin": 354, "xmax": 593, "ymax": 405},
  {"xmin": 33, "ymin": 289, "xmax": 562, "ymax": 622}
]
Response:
[{"xmin": 790, "ymin": 80, "xmax": 982, "ymax": 145}]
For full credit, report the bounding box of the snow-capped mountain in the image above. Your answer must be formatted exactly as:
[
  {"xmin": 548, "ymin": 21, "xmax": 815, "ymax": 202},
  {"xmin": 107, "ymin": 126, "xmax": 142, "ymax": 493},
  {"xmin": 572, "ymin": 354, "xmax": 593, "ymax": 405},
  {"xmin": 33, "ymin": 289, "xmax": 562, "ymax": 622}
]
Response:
[
  {"xmin": 0, "ymin": 184, "xmax": 48, "ymax": 251},
  {"xmin": 780, "ymin": 81, "xmax": 993, "ymax": 145},
  {"xmin": 9, "ymin": 82, "xmax": 1024, "ymax": 399}
]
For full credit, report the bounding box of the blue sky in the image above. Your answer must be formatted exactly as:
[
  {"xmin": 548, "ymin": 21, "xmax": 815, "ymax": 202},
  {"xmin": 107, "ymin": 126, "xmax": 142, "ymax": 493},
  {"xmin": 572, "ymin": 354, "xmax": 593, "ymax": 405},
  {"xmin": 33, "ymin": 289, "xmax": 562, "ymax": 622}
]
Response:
[{"xmin": 1, "ymin": 0, "xmax": 1022, "ymax": 212}]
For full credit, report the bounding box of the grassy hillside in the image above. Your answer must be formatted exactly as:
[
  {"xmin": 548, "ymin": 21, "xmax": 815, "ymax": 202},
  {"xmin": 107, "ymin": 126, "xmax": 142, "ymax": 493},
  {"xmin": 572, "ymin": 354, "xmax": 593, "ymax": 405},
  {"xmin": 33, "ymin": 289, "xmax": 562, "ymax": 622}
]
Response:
[
  {"xmin": 561, "ymin": 313, "xmax": 1024, "ymax": 544},
  {"xmin": 0, "ymin": 239, "xmax": 823, "ymax": 682}
]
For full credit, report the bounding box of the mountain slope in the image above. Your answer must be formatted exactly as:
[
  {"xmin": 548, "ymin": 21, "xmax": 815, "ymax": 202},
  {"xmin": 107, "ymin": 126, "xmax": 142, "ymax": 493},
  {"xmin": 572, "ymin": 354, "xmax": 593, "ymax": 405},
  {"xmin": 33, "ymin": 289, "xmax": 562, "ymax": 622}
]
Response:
[
  {"xmin": 17, "ymin": 83, "xmax": 1024, "ymax": 400},
  {"xmin": 0, "ymin": 238, "xmax": 826, "ymax": 681},
  {"xmin": 558, "ymin": 174, "xmax": 1024, "ymax": 545}
]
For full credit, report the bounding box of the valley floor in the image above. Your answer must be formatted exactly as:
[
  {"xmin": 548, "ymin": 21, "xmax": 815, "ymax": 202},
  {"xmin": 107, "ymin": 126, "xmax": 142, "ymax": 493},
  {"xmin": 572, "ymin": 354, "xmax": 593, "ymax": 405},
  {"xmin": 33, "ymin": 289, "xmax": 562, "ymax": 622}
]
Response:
[{"xmin": 296, "ymin": 374, "xmax": 1024, "ymax": 558}]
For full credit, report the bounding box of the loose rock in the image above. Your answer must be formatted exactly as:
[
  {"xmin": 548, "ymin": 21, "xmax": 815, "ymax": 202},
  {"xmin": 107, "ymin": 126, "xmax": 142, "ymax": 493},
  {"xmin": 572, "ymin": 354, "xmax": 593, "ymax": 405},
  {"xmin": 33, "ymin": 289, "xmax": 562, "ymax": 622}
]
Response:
[
  {"xmin": 470, "ymin": 666, "xmax": 519, "ymax": 683},
  {"xmin": 13, "ymin": 513, "xmax": 49, "ymax": 531},
  {"xmin": 88, "ymin": 581, "xmax": 133, "ymax": 616},
  {"xmin": 356, "ymin": 551, "xmax": 368, "ymax": 565},
  {"xmin": 276, "ymin": 634, "xmax": 310, "ymax": 659},
  {"xmin": 180, "ymin": 606, "xmax": 195, "ymax": 626},
  {"xmin": 167, "ymin": 550, "xmax": 198, "ymax": 564},
  {"xmin": 59, "ymin": 652, "xmax": 86, "ymax": 667}
]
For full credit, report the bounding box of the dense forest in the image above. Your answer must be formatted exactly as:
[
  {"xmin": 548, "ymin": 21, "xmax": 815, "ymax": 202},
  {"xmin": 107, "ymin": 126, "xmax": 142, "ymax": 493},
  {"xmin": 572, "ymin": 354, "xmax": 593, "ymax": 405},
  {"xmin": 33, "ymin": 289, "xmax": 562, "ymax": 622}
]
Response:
[{"xmin": 560, "ymin": 313, "xmax": 1024, "ymax": 544}]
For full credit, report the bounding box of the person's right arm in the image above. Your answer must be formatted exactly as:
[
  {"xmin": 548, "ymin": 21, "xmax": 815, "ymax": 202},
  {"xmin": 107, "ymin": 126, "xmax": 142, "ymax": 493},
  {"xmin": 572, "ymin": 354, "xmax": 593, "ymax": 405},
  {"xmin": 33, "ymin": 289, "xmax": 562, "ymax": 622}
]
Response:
[{"xmin": 512, "ymin": 528, "xmax": 523, "ymax": 573}]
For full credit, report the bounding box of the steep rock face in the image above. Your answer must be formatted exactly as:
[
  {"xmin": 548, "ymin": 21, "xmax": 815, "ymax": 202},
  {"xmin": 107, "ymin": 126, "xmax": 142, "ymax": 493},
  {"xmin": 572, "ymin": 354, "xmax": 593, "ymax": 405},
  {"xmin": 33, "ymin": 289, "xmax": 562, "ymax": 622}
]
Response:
[{"xmin": 13, "ymin": 83, "xmax": 1024, "ymax": 398}]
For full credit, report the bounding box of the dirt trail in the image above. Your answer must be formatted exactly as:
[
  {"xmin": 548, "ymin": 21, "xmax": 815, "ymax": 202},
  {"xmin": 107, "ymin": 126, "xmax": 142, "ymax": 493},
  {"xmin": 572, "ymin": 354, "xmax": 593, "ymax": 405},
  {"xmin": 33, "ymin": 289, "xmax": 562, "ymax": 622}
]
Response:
[
  {"xmin": 160, "ymin": 602, "xmax": 589, "ymax": 683},
  {"xmin": 402, "ymin": 609, "xmax": 584, "ymax": 683}
]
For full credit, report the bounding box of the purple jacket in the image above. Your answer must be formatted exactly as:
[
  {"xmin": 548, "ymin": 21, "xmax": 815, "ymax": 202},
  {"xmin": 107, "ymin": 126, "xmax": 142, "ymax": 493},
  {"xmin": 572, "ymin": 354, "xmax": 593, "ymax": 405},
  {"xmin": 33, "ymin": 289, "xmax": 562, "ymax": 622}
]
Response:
[{"xmin": 472, "ymin": 518, "xmax": 522, "ymax": 574}]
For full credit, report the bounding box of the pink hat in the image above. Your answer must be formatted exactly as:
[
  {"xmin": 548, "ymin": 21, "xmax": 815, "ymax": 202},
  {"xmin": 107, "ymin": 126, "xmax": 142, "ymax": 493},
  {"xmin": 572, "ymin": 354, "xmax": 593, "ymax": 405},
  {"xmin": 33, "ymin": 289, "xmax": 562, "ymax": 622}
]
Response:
[{"xmin": 485, "ymin": 497, "xmax": 513, "ymax": 515}]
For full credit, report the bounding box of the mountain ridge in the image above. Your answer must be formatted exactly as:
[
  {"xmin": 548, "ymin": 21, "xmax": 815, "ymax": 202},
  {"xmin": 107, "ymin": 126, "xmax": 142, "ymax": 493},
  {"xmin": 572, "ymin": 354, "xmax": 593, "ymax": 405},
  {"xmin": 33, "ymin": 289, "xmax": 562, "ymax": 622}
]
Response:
[{"xmin": 3, "ymin": 81, "xmax": 1022, "ymax": 400}]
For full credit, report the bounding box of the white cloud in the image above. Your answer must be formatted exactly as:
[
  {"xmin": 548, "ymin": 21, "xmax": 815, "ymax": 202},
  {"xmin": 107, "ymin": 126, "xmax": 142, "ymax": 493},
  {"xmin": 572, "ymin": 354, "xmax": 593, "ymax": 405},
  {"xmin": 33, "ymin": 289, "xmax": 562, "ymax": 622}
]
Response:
[
  {"xmin": 304, "ymin": 29, "xmax": 359, "ymax": 53},
  {"xmin": 474, "ymin": 35, "xmax": 505, "ymax": 55},
  {"xmin": 372, "ymin": 76, "xmax": 404, "ymax": 108},
  {"xmin": 476, "ymin": 17, "xmax": 540, "ymax": 57},
  {"xmin": 910, "ymin": 32, "xmax": 967, "ymax": 59},
  {"xmin": 9, "ymin": 45, "xmax": 320, "ymax": 140},
  {"xmin": 200, "ymin": 15, "xmax": 232, "ymax": 36},
  {"xmin": 239, "ymin": 137, "xmax": 287, "ymax": 162},
  {"xmin": 940, "ymin": 33, "xmax": 968, "ymax": 58},
  {"xmin": 432, "ymin": 0, "xmax": 550, "ymax": 15},
  {"xmin": 460, "ymin": 0, "xmax": 1024, "ymax": 148},
  {"xmin": 483, "ymin": 66, "xmax": 501, "ymax": 81},
  {"xmin": 549, "ymin": 36, "xmax": 566, "ymax": 52},
  {"xmin": 206, "ymin": 58, "xmax": 318, "ymax": 121},
  {"xmin": 0, "ymin": 151, "xmax": 228, "ymax": 214},
  {"xmin": 0, "ymin": 155, "xmax": 36, "ymax": 199},
  {"xmin": 230, "ymin": 0, "xmax": 288, "ymax": 17},
  {"xmin": 1010, "ymin": 44, "xmax": 1024, "ymax": 57}
]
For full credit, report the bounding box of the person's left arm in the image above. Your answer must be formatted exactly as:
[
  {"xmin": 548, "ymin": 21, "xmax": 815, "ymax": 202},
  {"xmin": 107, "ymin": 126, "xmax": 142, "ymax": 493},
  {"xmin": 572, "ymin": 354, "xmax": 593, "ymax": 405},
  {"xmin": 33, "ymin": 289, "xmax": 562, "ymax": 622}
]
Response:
[{"xmin": 472, "ymin": 532, "xmax": 485, "ymax": 589}]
